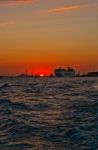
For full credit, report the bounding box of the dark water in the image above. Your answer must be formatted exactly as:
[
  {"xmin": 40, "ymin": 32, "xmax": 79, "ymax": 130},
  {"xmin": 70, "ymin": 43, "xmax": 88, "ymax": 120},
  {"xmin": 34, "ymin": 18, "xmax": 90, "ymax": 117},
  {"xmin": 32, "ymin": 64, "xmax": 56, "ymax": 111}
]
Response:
[{"xmin": 0, "ymin": 77, "xmax": 98, "ymax": 150}]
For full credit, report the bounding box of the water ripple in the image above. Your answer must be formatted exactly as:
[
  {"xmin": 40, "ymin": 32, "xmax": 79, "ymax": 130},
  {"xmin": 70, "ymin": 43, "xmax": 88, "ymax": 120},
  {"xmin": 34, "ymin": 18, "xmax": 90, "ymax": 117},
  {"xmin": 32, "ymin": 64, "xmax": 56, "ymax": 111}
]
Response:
[{"xmin": 0, "ymin": 77, "xmax": 98, "ymax": 149}]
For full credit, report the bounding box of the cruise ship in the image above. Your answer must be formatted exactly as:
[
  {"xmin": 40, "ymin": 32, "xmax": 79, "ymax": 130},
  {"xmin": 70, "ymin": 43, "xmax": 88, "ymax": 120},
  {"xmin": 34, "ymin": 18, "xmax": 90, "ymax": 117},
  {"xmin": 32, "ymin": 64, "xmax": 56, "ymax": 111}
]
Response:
[{"xmin": 54, "ymin": 67, "xmax": 75, "ymax": 77}]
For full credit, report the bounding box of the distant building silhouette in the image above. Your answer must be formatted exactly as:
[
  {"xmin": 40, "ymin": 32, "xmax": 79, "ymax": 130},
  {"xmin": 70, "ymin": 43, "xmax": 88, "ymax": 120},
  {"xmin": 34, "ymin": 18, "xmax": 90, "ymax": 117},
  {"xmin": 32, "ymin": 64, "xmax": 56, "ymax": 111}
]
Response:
[
  {"xmin": 17, "ymin": 68, "xmax": 30, "ymax": 77},
  {"xmin": 54, "ymin": 67, "xmax": 75, "ymax": 77},
  {"xmin": 0, "ymin": 76, "xmax": 3, "ymax": 79},
  {"xmin": 83, "ymin": 72, "xmax": 98, "ymax": 77}
]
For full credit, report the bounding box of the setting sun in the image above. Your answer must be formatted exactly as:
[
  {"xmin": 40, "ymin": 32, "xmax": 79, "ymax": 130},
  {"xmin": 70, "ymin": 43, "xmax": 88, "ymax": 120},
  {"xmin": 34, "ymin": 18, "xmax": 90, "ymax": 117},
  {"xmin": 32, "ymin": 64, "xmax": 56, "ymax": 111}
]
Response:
[{"xmin": 40, "ymin": 74, "xmax": 44, "ymax": 77}]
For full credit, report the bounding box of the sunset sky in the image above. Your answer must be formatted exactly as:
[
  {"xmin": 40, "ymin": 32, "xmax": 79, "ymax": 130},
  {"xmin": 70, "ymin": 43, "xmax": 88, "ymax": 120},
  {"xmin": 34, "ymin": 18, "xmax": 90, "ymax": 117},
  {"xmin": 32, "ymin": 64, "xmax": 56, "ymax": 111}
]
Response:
[{"xmin": 0, "ymin": 0, "xmax": 98, "ymax": 75}]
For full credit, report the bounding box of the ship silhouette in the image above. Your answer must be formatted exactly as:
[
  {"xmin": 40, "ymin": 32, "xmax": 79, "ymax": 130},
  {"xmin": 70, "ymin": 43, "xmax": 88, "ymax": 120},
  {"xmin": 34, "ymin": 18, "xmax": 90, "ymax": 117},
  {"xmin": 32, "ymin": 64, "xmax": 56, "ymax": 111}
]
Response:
[{"xmin": 54, "ymin": 67, "xmax": 75, "ymax": 77}]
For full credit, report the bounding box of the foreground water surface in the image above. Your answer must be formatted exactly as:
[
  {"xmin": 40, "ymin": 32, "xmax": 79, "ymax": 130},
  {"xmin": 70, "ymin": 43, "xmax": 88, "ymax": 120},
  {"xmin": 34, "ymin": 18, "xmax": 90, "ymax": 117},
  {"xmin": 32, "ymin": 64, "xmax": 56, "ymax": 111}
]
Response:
[{"xmin": 0, "ymin": 77, "xmax": 98, "ymax": 150}]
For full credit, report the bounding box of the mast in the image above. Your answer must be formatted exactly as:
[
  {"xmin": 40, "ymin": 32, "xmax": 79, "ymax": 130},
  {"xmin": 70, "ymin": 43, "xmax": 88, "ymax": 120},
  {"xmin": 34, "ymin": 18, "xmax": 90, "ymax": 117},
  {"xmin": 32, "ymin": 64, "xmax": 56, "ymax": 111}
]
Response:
[{"xmin": 26, "ymin": 69, "xmax": 28, "ymax": 76}]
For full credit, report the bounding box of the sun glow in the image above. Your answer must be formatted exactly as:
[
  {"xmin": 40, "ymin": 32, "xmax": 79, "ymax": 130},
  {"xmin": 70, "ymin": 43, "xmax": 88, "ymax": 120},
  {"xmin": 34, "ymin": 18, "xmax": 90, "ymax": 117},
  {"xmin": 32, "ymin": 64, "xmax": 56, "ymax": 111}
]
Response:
[{"xmin": 40, "ymin": 74, "xmax": 44, "ymax": 77}]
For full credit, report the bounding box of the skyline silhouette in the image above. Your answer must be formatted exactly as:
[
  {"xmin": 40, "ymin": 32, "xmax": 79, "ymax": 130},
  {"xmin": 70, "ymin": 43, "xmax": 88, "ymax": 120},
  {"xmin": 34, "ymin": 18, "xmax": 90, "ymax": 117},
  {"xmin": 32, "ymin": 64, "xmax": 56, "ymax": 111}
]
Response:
[{"xmin": 0, "ymin": 66, "xmax": 98, "ymax": 77}]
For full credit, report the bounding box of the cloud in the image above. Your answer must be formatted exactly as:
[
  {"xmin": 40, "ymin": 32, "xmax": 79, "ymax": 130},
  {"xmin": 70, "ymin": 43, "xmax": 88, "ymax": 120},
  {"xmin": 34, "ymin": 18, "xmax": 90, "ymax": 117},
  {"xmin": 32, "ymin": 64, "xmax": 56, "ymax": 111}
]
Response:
[
  {"xmin": 0, "ymin": 0, "xmax": 34, "ymax": 7},
  {"xmin": 48, "ymin": 5, "xmax": 80, "ymax": 13},
  {"xmin": 0, "ymin": 21, "xmax": 15, "ymax": 27},
  {"xmin": 14, "ymin": 0, "xmax": 33, "ymax": 3}
]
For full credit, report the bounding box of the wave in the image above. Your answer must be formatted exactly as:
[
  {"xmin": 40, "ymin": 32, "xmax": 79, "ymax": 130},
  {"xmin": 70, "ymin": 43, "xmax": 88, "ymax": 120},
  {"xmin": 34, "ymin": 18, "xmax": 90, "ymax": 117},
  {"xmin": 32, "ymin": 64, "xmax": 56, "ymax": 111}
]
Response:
[{"xmin": 0, "ymin": 77, "xmax": 98, "ymax": 149}]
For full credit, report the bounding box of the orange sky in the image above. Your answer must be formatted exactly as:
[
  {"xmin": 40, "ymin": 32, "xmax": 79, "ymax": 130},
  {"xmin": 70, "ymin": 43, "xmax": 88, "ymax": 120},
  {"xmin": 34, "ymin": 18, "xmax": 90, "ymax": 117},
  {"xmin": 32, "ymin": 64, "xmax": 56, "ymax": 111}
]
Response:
[{"xmin": 0, "ymin": 0, "xmax": 98, "ymax": 75}]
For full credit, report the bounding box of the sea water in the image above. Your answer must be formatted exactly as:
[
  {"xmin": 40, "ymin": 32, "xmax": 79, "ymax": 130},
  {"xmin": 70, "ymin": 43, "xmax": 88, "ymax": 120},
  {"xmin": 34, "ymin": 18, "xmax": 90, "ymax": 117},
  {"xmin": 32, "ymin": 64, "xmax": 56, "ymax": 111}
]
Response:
[{"xmin": 0, "ymin": 77, "xmax": 98, "ymax": 150}]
